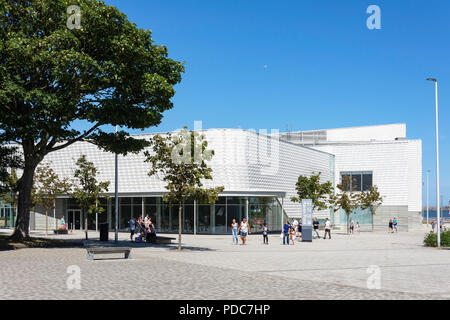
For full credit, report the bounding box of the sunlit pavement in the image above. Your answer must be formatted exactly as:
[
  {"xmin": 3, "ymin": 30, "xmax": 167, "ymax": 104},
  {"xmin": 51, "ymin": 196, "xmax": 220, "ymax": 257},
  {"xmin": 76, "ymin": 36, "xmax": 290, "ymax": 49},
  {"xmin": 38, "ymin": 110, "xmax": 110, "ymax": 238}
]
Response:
[{"xmin": 0, "ymin": 228, "xmax": 448, "ymax": 300}]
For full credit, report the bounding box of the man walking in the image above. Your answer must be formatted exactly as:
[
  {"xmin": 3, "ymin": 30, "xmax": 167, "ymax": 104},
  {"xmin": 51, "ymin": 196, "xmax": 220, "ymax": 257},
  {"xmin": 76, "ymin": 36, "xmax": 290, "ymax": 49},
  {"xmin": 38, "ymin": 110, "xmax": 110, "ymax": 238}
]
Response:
[
  {"xmin": 129, "ymin": 216, "xmax": 136, "ymax": 242},
  {"xmin": 323, "ymin": 218, "xmax": 331, "ymax": 239},
  {"xmin": 283, "ymin": 221, "xmax": 291, "ymax": 245},
  {"xmin": 313, "ymin": 217, "xmax": 320, "ymax": 239}
]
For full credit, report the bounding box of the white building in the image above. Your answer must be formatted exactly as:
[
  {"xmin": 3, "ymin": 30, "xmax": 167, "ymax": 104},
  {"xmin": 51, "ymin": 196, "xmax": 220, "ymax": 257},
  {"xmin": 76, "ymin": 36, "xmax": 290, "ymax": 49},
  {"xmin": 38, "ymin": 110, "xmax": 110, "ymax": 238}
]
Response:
[
  {"xmin": 27, "ymin": 123, "xmax": 422, "ymax": 233},
  {"xmin": 276, "ymin": 123, "xmax": 422, "ymax": 231}
]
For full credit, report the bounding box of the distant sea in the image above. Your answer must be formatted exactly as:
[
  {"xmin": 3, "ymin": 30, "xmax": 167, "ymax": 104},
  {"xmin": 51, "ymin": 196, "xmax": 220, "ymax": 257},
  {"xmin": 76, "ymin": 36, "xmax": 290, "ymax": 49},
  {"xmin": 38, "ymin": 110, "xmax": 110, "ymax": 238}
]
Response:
[{"xmin": 422, "ymin": 209, "xmax": 450, "ymax": 221}]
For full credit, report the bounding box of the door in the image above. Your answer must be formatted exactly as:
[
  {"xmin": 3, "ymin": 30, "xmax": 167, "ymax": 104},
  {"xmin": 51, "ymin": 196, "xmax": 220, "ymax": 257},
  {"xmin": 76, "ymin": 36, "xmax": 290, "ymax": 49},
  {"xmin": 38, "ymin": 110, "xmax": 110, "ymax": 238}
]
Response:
[{"xmin": 67, "ymin": 209, "xmax": 82, "ymax": 230}]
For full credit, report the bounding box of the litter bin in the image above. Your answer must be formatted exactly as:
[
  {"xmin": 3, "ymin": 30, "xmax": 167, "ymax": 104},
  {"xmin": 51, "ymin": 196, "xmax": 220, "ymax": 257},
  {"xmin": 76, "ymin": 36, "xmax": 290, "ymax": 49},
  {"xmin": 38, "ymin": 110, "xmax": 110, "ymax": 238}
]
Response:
[{"xmin": 99, "ymin": 222, "xmax": 109, "ymax": 241}]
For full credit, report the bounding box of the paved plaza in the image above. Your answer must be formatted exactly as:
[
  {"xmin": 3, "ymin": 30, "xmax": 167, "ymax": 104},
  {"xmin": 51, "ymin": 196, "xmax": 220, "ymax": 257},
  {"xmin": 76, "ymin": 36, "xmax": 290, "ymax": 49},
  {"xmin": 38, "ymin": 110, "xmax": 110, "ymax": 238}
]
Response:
[{"xmin": 0, "ymin": 228, "xmax": 449, "ymax": 300}]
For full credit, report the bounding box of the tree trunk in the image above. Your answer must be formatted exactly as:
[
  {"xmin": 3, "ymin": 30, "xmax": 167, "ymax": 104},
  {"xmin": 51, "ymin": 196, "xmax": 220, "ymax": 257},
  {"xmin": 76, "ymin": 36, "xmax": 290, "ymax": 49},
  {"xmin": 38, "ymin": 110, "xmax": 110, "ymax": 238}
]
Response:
[
  {"xmin": 45, "ymin": 209, "xmax": 48, "ymax": 236},
  {"xmin": 178, "ymin": 203, "xmax": 182, "ymax": 251},
  {"xmin": 10, "ymin": 162, "xmax": 38, "ymax": 241},
  {"xmin": 347, "ymin": 213, "xmax": 349, "ymax": 235},
  {"xmin": 84, "ymin": 207, "xmax": 88, "ymax": 240}
]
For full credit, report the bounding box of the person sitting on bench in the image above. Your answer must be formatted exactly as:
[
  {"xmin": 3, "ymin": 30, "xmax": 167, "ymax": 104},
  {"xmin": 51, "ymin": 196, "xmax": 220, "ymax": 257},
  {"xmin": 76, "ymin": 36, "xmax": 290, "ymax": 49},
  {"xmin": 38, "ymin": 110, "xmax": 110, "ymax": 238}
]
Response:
[{"xmin": 146, "ymin": 221, "xmax": 157, "ymax": 242}]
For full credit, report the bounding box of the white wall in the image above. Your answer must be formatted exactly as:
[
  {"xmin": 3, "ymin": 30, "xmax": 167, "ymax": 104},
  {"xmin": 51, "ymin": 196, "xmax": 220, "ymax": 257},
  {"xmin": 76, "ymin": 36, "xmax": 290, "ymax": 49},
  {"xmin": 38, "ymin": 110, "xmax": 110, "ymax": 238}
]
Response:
[
  {"xmin": 313, "ymin": 140, "xmax": 422, "ymax": 212},
  {"xmin": 325, "ymin": 124, "xmax": 406, "ymax": 142}
]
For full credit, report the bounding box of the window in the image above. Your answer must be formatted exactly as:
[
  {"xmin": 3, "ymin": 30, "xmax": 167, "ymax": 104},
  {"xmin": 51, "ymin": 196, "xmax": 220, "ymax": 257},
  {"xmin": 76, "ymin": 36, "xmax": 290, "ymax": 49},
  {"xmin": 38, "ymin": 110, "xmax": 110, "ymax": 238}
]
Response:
[{"xmin": 340, "ymin": 172, "xmax": 372, "ymax": 191}]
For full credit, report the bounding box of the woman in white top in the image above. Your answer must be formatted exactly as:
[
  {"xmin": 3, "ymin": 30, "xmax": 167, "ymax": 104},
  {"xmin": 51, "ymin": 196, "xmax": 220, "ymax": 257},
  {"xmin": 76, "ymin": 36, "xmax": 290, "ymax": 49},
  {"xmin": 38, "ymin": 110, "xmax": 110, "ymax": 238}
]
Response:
[
  {"xmin": 238, "ymin": 218, "xmax": 250, "ymax": 245},
  {"xmin": 231, "ymin": 219, "xmax": 239, "ymax": 245}
]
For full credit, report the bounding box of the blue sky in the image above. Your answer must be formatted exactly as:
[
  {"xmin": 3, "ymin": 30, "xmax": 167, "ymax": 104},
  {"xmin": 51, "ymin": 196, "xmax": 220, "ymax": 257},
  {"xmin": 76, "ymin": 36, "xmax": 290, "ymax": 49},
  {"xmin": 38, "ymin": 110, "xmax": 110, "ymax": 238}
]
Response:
[{"xmin": 93, "ymin": 0, "xmax": 449, "ymax": 206}]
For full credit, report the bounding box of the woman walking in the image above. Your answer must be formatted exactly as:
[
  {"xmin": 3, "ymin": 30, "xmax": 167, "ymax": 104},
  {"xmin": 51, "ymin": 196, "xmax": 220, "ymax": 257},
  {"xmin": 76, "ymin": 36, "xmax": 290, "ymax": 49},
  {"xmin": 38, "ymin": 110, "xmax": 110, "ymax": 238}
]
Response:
[
  {"xmin": 388, "ymin": 219, "xmax": 394, "ymax": 233},
  {"xmin": 262, "ymin": 223, "xmax": 269, "ymax": 244},
  {"xmin": 238, "ymin": 218, "xmax": 250, "ymax": 245},
  {"xmin": 231, "ymin": 219, "xmax": 239, "ymax": 245}
]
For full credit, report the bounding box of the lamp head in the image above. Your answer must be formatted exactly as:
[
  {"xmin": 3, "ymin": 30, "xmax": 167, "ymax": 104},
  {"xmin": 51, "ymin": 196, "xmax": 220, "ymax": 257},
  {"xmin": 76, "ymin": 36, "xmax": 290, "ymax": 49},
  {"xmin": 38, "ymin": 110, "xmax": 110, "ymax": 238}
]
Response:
[{"xmin": 426, "ymin": 78, "xmax": 437, "ymax": 82}]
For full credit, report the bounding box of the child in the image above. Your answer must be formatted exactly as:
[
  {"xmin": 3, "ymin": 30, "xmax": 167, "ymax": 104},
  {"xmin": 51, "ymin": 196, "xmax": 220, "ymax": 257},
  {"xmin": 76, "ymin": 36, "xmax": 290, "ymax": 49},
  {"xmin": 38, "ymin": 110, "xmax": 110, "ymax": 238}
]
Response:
[
  {"xmin": 289, "ymin": 225, "xmax": 295, "ymax": 245},
  {"xmin": 262, "ymin": 223, "xmax": 269, "ymax": 244},
  {"xmin": 355, "ymin": 222, "xmax": 360, "ymax": 234}
]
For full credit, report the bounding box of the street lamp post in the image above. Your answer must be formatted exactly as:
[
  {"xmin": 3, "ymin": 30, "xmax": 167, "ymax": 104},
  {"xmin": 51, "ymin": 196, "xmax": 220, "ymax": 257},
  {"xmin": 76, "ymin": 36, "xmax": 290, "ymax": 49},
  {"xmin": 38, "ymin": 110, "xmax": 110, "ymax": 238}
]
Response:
[
  {"xmin": 426, "ymin": 170, "xmax": 429, "ymax": 226},
  {"xmin": 115, "ymin": 125, "xmax": 119, "ymax": 243},
  {"xmin": 426, "ymin": 78, "xmax": 440, "ymax": 247}
]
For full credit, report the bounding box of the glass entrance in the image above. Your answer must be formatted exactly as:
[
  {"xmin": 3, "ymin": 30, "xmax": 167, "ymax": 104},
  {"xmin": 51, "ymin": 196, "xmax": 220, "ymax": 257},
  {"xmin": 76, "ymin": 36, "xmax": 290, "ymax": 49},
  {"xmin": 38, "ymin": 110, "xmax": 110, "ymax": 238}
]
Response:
[{"xmin": 67, "ymin": 209, "xmax": 82, "ymax": 230}]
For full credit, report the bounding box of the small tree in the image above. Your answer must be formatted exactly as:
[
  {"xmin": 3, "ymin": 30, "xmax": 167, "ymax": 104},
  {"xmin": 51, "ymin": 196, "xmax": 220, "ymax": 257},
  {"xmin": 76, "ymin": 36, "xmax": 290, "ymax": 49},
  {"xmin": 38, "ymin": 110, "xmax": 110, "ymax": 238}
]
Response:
[
  {"xmin": 291, "ymin": 172, "xmax": 333, "ymax": 212},
  {"xmin": 329, "ymin": 175, "xmax": 359, "ymax": 234},
  {"xmin": 145, "ymin": 128, "xmax": 224, "ymax": 251},
  {"xmin": 0, "ymin": 168, "xmax": 20, "ymax": 228},
  {"xmin": 32, "ymin": 163, "xmax": 72, "ymax": 235},
  {"xmin": 357, "ymin": 185, "xmax": 383, "ymax": 231},
  {"xmin": 72, "ymin": 155, "xmax": 110, "ymax": 240}
]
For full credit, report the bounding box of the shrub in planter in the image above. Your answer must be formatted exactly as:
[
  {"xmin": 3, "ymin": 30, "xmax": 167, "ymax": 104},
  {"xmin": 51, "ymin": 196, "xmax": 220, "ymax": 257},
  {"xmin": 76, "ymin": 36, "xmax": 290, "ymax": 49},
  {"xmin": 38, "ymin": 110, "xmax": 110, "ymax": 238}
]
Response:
[{"xmin": 424, "ymin": 230, "xmax": 450, "ymax": 247}]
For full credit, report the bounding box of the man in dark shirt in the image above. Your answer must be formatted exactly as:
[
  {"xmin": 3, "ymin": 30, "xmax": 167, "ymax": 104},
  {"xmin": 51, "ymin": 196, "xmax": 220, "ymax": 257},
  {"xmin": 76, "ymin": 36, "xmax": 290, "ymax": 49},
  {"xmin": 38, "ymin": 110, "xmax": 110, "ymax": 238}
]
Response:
[
  {"xmin": 313, "ymin": 217, "xmax": 320, "ymax": 239},
  {"xmin": 283, "ymin": 221, "xmax": 291, "ymax": 245}
]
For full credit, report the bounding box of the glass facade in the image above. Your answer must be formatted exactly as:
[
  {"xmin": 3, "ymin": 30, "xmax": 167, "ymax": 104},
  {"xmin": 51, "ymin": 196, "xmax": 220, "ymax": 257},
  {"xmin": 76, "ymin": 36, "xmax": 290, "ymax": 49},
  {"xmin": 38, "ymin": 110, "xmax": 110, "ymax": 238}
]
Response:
[
  {"xmin": 63, "ymin": 196, "xmax": 287, "ymax": 234},
  {"xmin": 0, "ymin": 202, "xmax": 15, "ymax": 228},
  {"xmin": 340, "ymin": 171, "xmax": 373, "ymax": 191}
]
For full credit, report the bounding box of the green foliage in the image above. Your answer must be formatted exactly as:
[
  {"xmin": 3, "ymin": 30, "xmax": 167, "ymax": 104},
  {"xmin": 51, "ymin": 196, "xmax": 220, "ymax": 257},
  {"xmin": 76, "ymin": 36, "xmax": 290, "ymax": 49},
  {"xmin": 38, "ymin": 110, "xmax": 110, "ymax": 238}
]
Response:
[
  {"xmin": 357, "ymin": 185, "xmax": 383, "ymax": 214},
  {"xmin": 32, "ymin": 162, "xmax": 71, "ymax": 211},
  {"xmin": 0, "ymin": 0, "xmax": 184, "ymax": 154},
  {"xmin": 145, "ymin": 128, "xmax": 224, "ymax": 205},
  {"xmin": 72, "ymin": 155, "xmax": 109, "ymax": 216},
  {"xmin": 0, "ymin": 146, "xmax": 22, "ymax": 194},
  {"xmin": 290, "ymin": 172, "xmax": 333, "ymax": 211},
  {"xmin": 0, "ymin": 168, "xmax": 19, "ymax": 206},
  {"xmin": 423, "ymin": 230, "xmax": 450, "ymax": 247},
  {"xmin": 329, "ymin": 175, "xmax": 359, "ymax": 234},
  {"xmin": 357, "ymin": 185, "xmax": 383, "ymax": 230}
]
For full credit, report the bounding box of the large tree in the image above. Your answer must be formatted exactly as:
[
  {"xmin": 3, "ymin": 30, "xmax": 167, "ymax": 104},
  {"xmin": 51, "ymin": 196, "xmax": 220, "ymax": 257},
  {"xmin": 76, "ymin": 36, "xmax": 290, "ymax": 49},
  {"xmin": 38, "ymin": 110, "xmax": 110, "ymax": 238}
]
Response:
[
  {"xmin": 72, "ymin": 155, "xmax": 109, "ymax": 240},
  {"xmin": 32, "ymin": 162, "xmax": 72, "ymax": 235},
  {"xmin": 291, "ymin": 172, "xmax": 333, "ymax": 212},
  {"xmin": 145, "ymin": 128, "xmax": 224, "ymax": 251},
  {"xmin": 0, "ymin": 0, "xmax": 184, "ymax": 240}
]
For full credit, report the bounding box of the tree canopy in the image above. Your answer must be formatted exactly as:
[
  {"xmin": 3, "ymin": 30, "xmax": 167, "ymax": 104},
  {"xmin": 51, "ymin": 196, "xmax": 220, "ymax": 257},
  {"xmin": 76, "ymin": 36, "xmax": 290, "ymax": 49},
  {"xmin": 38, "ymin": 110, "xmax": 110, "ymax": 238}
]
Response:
[{"xmin": 290, "ymin": 172, "xmax": 333, "ymax": 212}]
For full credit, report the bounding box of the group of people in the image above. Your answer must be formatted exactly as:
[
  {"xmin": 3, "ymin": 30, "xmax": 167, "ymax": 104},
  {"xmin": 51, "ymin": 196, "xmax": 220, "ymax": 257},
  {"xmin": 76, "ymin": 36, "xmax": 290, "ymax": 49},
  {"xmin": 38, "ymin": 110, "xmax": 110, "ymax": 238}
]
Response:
[
  {"xmin": 349, "ymin": 218, "xmax": 361, "ymax": 234},
  {"xmin": 388, "ymin": 217, "xmax": 398, "ymax": 233},
  {"xmin": 230, "ymin": 216, "xmax": 334, "ymax": 246},
  {"xmin": 431, "ymin": 219, "xmax": 444, "ymax": 233},
  {"xmin": 282, "ymin": 217, "xmax": 332, "ymax": 244},
  {"xmin": 231, "ymin": 218, "xmax": 251, "ymax": 245},
  {"xmin": 129, "ymin": 214, "xmax": 157, "ymax": 243}
]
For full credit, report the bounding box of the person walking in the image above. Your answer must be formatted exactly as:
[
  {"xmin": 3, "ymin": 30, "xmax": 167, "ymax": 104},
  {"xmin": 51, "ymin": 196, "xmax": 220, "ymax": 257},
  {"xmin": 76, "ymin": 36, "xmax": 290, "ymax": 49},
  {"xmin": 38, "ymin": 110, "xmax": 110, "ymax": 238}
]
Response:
[
  {"xmin": 355, "ymin": 222, "xmax": 361, "ymax": 234},
  {"xmin": 313, "ymin": 217, "xmax": 320, "ymax": 239},
  {"xmin": 292, "ymin": 218, "xmax": 299, "ymax": 240},
  {"xmin": 298, "ymin": 218, "xmax": 303, "ymax": 240},
  {"xmin": 262, "ymin": 223, "xmax": 269, "ymax": 244},
  {"xmin": 393, "ymin": 217, "xmax": 398, "ymax": 232},
  {"xmin": 238, "ymin": 218, "xmax": 250, "ymax": 245},
  {"xmin": 283, "ymin": 221, "xmax": 291, "ymax": 245},
  {"xmin": 323, "ymin": 218, "xmax": 331, "ymax": 239},
  {"xmin": 388, "ymin": 219, "xmax": 394, "ymax": 233},
  {"xmin": 431, "ymin": 219, "xmax": 436, "ymax": 233},
  {"xmin": 231, "ymin": 219, "xmax": 239, "ymax": 245},
  {"xmin": 129, "ymin": 216, "xmax": 136, "ymax": 242},
  {"xmin": 349, "ymin": 218, "xmax": 354, "ymax": 234},
  {"xmin": 289, "ymin": 224, "xmax": 295, "ymax": 245}
]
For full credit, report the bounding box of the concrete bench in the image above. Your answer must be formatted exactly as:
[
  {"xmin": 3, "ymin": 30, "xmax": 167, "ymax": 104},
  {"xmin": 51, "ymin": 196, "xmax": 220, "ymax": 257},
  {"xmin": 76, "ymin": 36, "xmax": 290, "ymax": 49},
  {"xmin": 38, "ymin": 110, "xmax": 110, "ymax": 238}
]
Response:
[
  {"xmin": 86, "ymin": 247, "xmax": 132, "ymax": 261},
  {"xmin": 150, "ymin": 236, "xmax": 176, "ymax": 244}
]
